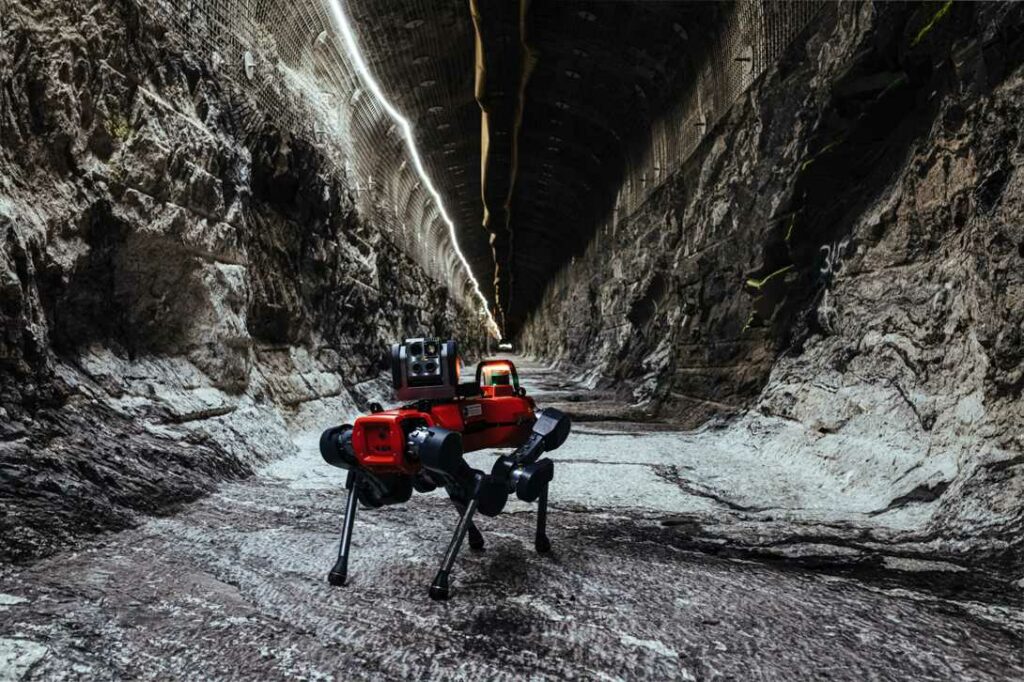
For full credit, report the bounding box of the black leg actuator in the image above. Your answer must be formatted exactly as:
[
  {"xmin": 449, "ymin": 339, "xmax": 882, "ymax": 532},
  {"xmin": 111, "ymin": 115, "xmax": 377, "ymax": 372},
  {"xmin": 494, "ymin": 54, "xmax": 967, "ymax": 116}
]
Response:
[
  {"xmin": 430, "ymin": 497, "xmax": 480, "ymax": 601},
  {"xmin": 327, "ymin": 472, "xmax": 361, "ymax": 586},
  {"xmin": 449, "ymin": 493, "xmax": 485, "ymax": 551}
]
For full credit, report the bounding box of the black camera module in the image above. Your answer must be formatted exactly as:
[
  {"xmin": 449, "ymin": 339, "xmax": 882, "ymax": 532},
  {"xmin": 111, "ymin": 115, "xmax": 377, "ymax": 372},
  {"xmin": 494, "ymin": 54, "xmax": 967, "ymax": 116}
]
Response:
[{"xmin": 390, "ymin": 338, "xmax": 460, "ymax": 400}]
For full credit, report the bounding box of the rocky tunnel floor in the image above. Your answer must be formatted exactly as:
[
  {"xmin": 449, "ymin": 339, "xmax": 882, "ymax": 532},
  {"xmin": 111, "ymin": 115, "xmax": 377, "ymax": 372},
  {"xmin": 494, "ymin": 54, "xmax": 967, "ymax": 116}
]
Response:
[{"xmin": 1, "ymin": 359, "xmax": 1022, "ymax": 680}]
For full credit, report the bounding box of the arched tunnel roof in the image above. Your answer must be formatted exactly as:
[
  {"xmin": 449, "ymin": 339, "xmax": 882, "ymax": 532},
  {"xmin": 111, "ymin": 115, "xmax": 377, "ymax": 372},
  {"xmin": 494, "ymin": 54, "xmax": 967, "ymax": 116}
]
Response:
[
  {"xmin": 342, "ymin": 0, "xmax": 726, "ymax": 336},
  {"xmin": 163, "ymin": 0, "xmax": 734, "ymax": 338}
]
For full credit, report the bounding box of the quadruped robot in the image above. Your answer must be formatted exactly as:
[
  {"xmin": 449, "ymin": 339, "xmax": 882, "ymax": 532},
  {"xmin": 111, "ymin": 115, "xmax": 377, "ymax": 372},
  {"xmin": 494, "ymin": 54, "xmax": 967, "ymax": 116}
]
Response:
[{"xmin": 319, "ymin": 338, "xmax": 571, "ymax": 601}]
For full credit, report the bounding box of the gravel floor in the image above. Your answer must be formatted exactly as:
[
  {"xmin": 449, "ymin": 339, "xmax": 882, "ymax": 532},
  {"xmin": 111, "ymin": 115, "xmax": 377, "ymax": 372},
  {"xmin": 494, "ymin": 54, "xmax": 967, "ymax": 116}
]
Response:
[{"xmin": 1, "ymin": 359, "xmax": 1021, "ymax": 680}]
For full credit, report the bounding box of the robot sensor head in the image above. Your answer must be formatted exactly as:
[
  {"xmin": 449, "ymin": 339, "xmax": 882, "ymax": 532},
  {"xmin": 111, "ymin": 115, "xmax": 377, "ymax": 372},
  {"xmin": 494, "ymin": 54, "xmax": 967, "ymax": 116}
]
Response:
[{"xmin": 391, "ymin": 338, "xmax": 460, "ymax": 401}]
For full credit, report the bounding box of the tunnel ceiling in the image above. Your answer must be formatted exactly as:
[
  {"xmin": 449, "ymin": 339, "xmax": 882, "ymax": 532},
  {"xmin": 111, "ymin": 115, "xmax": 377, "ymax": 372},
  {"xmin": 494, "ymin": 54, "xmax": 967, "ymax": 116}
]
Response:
[
  {"xmin": 342, "ymin": 0, "xmax": 495, "ymax": 308},
  {"xmin": 346, "ymin": 0, "xmax": 725, "ymax": 337}
]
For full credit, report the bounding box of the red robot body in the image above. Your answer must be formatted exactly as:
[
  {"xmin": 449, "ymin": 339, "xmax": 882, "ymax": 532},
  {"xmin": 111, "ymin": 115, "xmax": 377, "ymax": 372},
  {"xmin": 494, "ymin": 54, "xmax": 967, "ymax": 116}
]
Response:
[
  {"xmin": 349, "ymin": 390, "xmax": 537, "ymax": 475},
  {"xmin": 320, "ymin": 339, "xmax": 571, "ymax": 601}
]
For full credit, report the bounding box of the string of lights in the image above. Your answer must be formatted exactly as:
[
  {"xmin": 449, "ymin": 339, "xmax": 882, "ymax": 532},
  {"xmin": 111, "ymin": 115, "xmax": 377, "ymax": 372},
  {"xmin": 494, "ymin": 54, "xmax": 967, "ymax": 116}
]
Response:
[{"xmin": 324, "ymin": 0, "xmax": 502, "ymax": 339}]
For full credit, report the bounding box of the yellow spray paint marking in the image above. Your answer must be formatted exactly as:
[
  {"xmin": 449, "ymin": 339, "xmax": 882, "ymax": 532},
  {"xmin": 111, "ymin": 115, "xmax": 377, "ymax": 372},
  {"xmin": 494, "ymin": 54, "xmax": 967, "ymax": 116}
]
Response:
[
  {"xmin": 746, "ymin": 265, "xmax": 794, "ymax": 291},
  {"xmin": 912, "ymin": 0, "xmax": 954, "ymax": 47}
]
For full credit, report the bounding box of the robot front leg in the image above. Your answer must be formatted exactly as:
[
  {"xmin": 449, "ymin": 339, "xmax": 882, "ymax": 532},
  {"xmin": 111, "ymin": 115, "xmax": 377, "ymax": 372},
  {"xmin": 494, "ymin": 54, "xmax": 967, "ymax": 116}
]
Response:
[
  {"xmin": 414, "ymin": 425, "xmax": 507, "ymax": 600},
  {"xmin": 448, "ymin": 493, "xmax": 485, "ymax": 551},
  {"xmin": 430, "ymin": 497, "xmax": 480, "ymax": 601},
  {"xmin": 328, "ymin": 472, "xmax": 362, "ymax": 586}
]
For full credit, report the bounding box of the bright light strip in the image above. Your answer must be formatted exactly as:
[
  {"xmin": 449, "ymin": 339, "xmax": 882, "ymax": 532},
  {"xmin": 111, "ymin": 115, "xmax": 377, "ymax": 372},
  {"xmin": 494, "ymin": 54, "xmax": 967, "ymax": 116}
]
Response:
[{"xmin": 324, "ymin": 0, "xmax": 501, "ymax": 339}]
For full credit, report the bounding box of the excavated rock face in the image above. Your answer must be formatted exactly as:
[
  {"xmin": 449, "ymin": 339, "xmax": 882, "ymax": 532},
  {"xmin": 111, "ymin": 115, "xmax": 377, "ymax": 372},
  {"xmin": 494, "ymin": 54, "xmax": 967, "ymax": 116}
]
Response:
[
  {"xmin": 1, "ymin": 0, "xmax": 1021, "ymax": 601},
  {"xmin": 520, "ymin": 3, "xmax": 1023, "ymax": 574},
  {"xmin": 0, "ymin": 0, "xmax": 485, "ymax": 560}
]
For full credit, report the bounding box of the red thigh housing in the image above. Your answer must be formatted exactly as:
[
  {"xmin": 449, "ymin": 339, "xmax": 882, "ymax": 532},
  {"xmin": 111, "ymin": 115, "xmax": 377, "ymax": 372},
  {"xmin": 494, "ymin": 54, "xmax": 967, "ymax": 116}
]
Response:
[{"xmin": 350, "ymin": 392, "xmax": 537, "ymax": 475}]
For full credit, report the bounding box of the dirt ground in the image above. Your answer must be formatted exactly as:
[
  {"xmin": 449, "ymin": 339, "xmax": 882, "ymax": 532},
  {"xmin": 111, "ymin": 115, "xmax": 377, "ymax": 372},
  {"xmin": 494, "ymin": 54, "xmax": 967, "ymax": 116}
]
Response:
[{"xmin": 1, "ymin": 360, "xmax": 1021, "ymax": 680}]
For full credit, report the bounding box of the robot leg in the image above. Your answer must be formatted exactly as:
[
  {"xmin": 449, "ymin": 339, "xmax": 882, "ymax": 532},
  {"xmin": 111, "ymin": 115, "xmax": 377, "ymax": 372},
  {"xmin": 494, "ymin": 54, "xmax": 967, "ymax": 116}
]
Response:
[
  {"xmin": 448, "ymin": 492, "xmax": 485, "ymax": 551},
  {"xmin": 327, "ymin": 472, "xmax": 362, "ymax": 586},
  {"xmin": 535, "ymin": 481, "xmax": 551, "ymax": 554},
  {"xmin": 430, "ymin": 497, "xmax": 480, "ymax": 601}
]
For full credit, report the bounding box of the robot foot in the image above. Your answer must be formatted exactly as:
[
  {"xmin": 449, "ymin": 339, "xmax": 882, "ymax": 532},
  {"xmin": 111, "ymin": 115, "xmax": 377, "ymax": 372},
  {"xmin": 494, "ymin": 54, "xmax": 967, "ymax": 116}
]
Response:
[
  {"xmin": 429, "ymin": 574, "xmax": 451, "ymax": 601},
  {"xmin": 327, "ymin": 562, "xmax": 348, "ymax": 586},
  {"xmin": 535, "ymin": 535, "xmax": 551, "ymax": 554}
]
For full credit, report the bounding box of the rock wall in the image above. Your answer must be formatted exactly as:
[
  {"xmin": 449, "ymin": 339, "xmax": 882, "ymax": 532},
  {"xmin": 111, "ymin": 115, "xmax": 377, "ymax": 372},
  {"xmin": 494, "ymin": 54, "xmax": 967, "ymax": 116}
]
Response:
[
  {"xmin": 0, "ymin": 0, "xmax": 486, "ymax": 560},
  {"xmin": 519, "ymin": 3, "xmax": 1023, "ymax": 572}
]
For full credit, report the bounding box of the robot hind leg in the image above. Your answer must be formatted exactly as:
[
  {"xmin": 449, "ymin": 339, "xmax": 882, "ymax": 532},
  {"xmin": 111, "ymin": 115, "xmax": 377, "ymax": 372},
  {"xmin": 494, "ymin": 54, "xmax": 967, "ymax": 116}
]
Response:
[{"xmin": 535, "ymin": 481, "xmax": 551, "ymax": 554}]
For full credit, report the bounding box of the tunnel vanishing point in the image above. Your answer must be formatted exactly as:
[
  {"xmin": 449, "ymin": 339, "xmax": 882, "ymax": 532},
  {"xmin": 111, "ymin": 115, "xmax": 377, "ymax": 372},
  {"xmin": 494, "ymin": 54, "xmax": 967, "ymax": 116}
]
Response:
[{"xmin": 1, "ymin": 1, "xmax": 1023, "ymax": 680}]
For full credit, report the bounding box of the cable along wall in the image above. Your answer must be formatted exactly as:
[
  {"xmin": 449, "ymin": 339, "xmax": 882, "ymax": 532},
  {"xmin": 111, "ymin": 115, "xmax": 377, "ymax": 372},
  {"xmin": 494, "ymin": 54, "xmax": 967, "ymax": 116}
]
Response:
[{"xmin": 151, "ymin": 0, "xmax": 495, "ymax": 330}]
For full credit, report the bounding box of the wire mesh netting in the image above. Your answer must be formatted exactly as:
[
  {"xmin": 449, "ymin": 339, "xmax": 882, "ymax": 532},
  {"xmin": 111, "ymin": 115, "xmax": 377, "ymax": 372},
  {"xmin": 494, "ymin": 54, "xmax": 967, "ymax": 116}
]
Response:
[
  {"xmin": 614, "ymin": 0, "xmax": 826, "ymax": 220},
  {"xmin": 147, "ymin": 0, "xmax": 824, "ymax": 321},
  {"xmin": 149, "ymin": 0, "xmax": 479, "ymax": 306}
]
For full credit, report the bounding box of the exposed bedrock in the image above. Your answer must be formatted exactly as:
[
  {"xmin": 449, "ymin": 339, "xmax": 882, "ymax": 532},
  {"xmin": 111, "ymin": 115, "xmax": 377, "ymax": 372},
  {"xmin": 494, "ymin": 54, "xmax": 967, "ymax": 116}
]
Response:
[
  {"xmin": 0, "ymin": 0, "xmax": 1021, "ymax": 615},
  {"xmin": 0, "ymin": 0, "xmax": 486, "ymax": 560},
  {"xmin": 519, "ymin": 3, "xmax": 1023, "ymax": 580}
]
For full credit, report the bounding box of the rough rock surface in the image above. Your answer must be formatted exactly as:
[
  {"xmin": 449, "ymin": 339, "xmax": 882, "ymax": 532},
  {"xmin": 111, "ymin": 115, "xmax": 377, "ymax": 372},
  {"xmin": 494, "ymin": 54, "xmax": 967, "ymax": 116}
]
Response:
[
  {"xmin": 0, "ymin": 0, "xmax": 486, "ymax": 561},
  {"xmin": 519, "ymin": 3, "xmax": 1024, "ymax": 584},
  {"xmin": 1, "ymin": 1, "xmax": 1022, "ymax": 678},
  {"xmin": 0, "ymin": 360, "xmax": 1020, "ymax": 680}
]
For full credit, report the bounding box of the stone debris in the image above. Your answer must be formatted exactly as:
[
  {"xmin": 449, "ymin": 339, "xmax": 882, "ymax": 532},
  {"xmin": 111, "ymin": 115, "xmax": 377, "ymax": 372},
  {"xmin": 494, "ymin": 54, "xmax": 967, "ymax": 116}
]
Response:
[{"xmin": 0, "ymin": 638, "xmax": 47, "ymax": 681}]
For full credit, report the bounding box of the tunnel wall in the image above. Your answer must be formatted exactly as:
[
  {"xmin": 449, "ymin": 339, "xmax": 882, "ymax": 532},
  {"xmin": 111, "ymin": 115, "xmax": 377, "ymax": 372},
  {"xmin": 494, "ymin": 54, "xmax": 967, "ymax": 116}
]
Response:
[
  {"xmin": 519, "ymin": 3, "xmax": 1023, "ymax": 566},
  {"xmin": 147, "ymin": 0, "xmax": 488, "ymax": 308},
  {"xmin": 612, "ymin": 1, "xmax": 825, "ymax": 224},
  {"xmin": 0, "ymin": 0, "xmax": 486, "ymax": 559}
]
